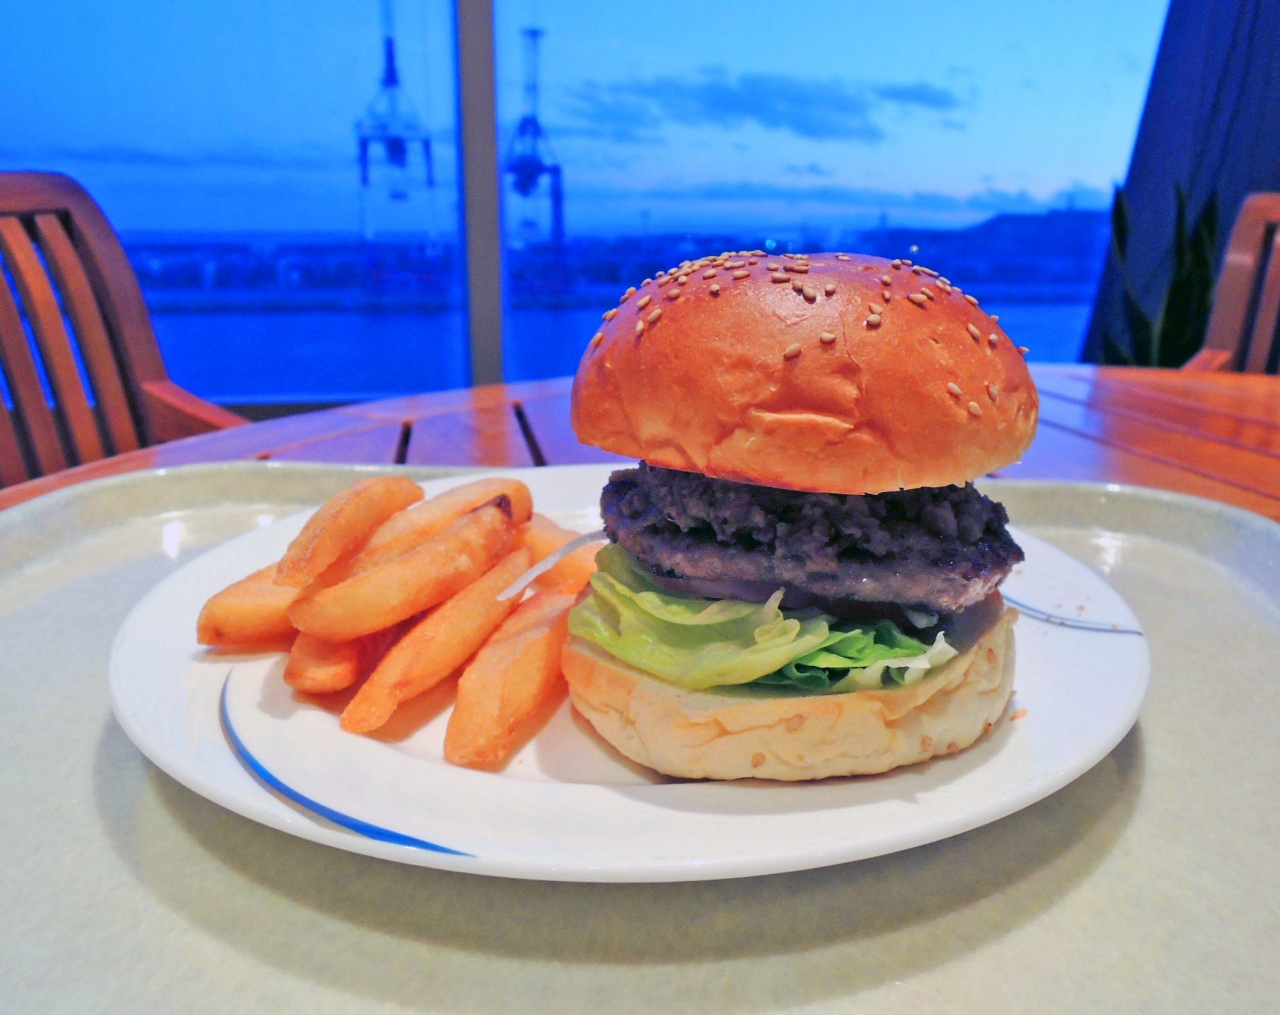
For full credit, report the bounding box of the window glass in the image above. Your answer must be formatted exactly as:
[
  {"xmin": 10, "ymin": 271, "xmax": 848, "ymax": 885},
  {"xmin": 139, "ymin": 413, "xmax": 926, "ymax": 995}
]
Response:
[
  {"xmin": 494, "ymin": 0, "xmax": 1168, "ymax": 378},
  {"xmin": 0, "ymin": 0, "xmax": 467, "ymax": 407}
]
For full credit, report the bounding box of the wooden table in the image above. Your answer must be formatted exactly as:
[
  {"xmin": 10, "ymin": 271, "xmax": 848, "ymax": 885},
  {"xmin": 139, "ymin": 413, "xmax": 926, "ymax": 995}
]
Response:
[{"xmin": 2, "ymin": 364, "xmax": 1278, "ymax": 519}]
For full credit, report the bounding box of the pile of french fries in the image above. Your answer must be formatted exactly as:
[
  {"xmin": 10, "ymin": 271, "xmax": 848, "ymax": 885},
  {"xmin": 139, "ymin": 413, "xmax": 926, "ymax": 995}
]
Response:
[{"xmin": 196, "ymin": 476, "xmax": 598, "ymax": 768}]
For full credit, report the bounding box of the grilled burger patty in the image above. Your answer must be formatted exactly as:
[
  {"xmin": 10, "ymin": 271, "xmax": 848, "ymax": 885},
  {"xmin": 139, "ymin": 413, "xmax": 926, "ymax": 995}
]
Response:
[{"xmin": 600, "ymin": 464, "xmax": 1024, "ymax": 614}]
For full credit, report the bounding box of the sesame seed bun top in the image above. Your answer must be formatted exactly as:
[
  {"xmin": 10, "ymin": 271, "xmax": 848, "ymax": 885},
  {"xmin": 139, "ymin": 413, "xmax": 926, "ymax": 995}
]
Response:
[{"xmin": 570, "ymin": 251, "xmax": 1039, "ymax": 494}]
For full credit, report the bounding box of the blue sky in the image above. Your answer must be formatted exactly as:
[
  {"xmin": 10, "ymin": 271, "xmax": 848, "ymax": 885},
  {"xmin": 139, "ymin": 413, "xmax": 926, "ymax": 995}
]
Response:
[{"xmin": 0, "ymin": 0, "xmax": 1170, "ymax": 236}]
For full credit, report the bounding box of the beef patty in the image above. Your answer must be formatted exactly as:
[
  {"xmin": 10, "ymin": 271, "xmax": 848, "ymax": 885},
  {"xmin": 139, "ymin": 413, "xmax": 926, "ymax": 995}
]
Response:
[{"xmin": 600, "ymin": 464, "xmax": 1024, "ymax": 614}]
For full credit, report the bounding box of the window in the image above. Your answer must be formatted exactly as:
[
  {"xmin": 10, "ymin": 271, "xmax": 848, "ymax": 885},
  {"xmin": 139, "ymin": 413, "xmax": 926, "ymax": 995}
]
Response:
[
  {"xmin": 3, "ymin": 1, "xmax": 1170, "ymax": 402},
  {"xmin": 493, "ymin": 0, "xmax": 1168, "ymax": 378},
  {"xmin": 2, "ymin": 0, "xmax": 467, "ymax": 407}
]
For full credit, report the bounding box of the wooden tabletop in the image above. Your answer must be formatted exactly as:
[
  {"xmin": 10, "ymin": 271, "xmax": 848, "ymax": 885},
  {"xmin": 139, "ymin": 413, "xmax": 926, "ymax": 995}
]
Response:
[{"xmin": 2, "ymin": 364, "xmax": 1278, "ymax": 520}]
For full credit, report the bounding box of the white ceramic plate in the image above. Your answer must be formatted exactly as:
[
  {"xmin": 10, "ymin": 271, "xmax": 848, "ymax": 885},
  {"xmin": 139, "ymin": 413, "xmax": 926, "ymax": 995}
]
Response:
[{"xmin": 109, "ymin": 464, "xmax": 1149, "ymax": 882}]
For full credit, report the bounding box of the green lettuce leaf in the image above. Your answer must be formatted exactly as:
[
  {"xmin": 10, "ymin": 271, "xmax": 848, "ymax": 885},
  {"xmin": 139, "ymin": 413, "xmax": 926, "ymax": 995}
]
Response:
[
  {"xmin": 568, "ymin": 544, "xmax": 956, "ymax": 693},
  {"xmin": 569, "ymin": 545, "xmax": 831, "ymax": 689}
]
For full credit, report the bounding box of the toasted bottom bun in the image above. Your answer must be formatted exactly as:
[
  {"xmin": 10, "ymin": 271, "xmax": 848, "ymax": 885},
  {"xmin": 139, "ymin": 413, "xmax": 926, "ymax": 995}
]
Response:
[{"xmin": 562, "ymin": 607, "xmax": 1017, "ymax": 780}]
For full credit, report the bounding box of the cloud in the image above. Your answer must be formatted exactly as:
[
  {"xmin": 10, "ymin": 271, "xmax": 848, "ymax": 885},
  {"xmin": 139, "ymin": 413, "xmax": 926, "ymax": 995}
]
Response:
[
  {"xmin": 572, "ymin": 179, "xmax": 1112, "ymax": 216},
  {"xmin": 871, "ymin": 82, "xmax": 960, "ymax": 110},
  {"xmin": 563, "ymin": 72, "xmax": 962, "ymax": 144},
  {"xmin": 784, "ymin": 162, "xmax": 834, "ymax": 177},
  {"xmin": 0, "ymin": 143, "xmax": 353, "ymax": 172}
]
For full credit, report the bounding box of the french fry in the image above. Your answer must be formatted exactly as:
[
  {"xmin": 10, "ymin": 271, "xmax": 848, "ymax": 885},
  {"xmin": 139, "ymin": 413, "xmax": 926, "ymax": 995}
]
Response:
[
  {"xmin": 197, "ymin": 563, "xmax": 298, "ymax": 647},
  {"xmin": 518, "ymin": 514, "xmax": 600, "ymax": 591},
  {"xmin": 275, "ymin": 476, "xmax": 424, "ymax": 589},
  {"xmin": 348, "ymin": 477, "xmax": 533, "ymax": 573},
  {"xmin": 443, "ymin": 584, "xmax": 579, "ymax": 769},
  {"xmin": 283, "ymin": 624, "xmax": 405, "ymax": 695},
  {"xmin": 340, "ymin": 547, "xmax": 533, "ymax": 733},
  {"xmin": 288, "ymin": 502, "xmax": 515, "ymax": 641}
]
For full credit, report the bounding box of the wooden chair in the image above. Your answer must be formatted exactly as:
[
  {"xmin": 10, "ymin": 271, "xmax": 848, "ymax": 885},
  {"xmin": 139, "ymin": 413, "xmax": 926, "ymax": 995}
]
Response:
[
  {"xmin": 1184, "ymin": 192, "xmax": 1280, "ymax": 373},
  {"xmin": 0, "ymin": 172, "xmax": 245, "ymax": 488}
]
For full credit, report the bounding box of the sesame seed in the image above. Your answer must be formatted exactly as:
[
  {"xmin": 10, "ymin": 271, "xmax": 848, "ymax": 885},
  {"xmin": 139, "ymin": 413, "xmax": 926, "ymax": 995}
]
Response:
[
  {"xmin": 656, "ymin": 270, "xmax": 667, "ymax": 278},
  {"xmin": 636, "ymin": 294, "xmax": 652, "ymax": 310},
  {"xmin": 642, "ymin": 278, "xmax": 652, "ymax": 287},
  {"xmin": 677, "ymin": 275, "xmax": 689, "ymax": 285},
  {"xmin": 908, "ymin": 293, "xmax": 928, "ymax": 305},
  {"xmin": 710, "ymin": 283, "xmax": 721, "ymax": 295},
  {"xmin": 590, "ymin": 332, "xmax": 603, "ymax": 347},
  {"xmin": 621, "ymin": 287, "xmax": 636, "ymax": 302},
  {"xmin": 824, "ymin": 282, "xmax": 836, "ymax": 296},
  {"xmin": 901, "ymin": 259, "xmax": 913, "ymax": 267},
  {"xmin": 702, "ymin": 268, "xmax": 718, "ymax": 279},
  {"xmin": 748, "ymin": 258, "xmax": 758, "ymax": 264},
  {"xmin": 754, "ymin": 249, "xmax": 767, "ymax": 255},
  {"xmin": 667, "ymin": 288, "xmax": 681, "ymax": 300},
  {"xmin": 922, "ymin": 287, "xmax": 935, "ymax": 300},
  {"xmin": 891, "ymin": 259, "xmax": 903, "ymax": 268},
  {"xmin": 954, "ymin": 286, "xmax": 963, "ymax": 296},
  {"xmin": 792, "ymin": 279, "xmax": 804, "ymax": 292},
  {"xmin": 802, "ymin": 285, "xmax": 817, "ymax": 303},
  {"xmin": 968, "ymin": 401, "xmax": 983, "ymax": 417},
  {"xmin": 783, "ymin": 343, "xmax": 802, "ymax": 359},
  {"xmin": 634, "ymin": 321, "xmax": 645, "ymax": 336},
  {"xmin": 1018, "ymin": 345, "xmax": 1030, "ymax": 355},
  {"xmin": 938, "ymin": 277, "xmax": 951, "ymax": 286},
  {"xmin": 919, "ymin": 267, "xmax": 939, "ymax": 277},
  {"xmin": 964, "ymin": 294, "xmax": 979, "ymax": 306},
  {"xmin": 647, "ymin": 308, "xmax": 663, "ymax": 323},
  {"xmin": 836, "ymin": 253, "xmax": 852, "ymax": 261},
  {"xmin": 603, "ymin": 308, "xmax": 619, "ymax": 321},
  {"xmin": 866, "ymin": 314, "xmax": 882, "ymax": 327},
  {"xmin": 766, "ymin": 262, "xmax": 780, "ymax": 270},
  {"xmin": 882, "ymin": 290, "xmax": 892, "ymax": 301},
  {"xmin": 987, "ymin": 383, "xmax": 1000, "ymax": 401},
  {"xmin": 820, "ymin": 331, "xmax": 837, "ymax": 343},
  {"xmin": 726, "ymin": 260, "xmax": 745, "ymax": 268},
  {"xmin": 770, "ymin": 272, "xmax": 788, "ymax": 283},
  {"xmin": 731, "ymin": 269, "xmax": 750, "ymax": 279},
  {"xmin": 991, "ymin": 314, "xmax": 1000, "ymax": 322},
  {"xmin": 868, "ymin": 303, "xmax": 883, "ymax": 314},
  {"xmin": 938, "ymin": 282, "xmax": 952, "ymax": 294},
  {"xmin": 947, "ymin": 382, "xmax": 963, "ymax": 396},
  {"xmin": 967, "ymin": 323, "xmax": 981, "ymax": 340},
  {"xmin": 880, "ymin": 274, "xmax": 892, "ymax": 286},
  {"xmin": 786, "ymin": 263, "xmax": 810, "ymax": 273}
]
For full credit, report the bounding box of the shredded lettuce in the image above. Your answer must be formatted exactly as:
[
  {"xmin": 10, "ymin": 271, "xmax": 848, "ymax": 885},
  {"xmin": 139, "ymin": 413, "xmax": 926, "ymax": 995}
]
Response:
[{"xmin": 568, "ymin": 544, "xmax": 957, "ymax": 693}]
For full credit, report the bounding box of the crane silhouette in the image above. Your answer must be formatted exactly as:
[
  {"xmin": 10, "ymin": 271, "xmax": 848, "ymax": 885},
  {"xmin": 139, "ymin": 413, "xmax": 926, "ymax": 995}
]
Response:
[
  {"xmin": 504, "ymin": 28, "xmax": 564, "ymax": 249},
  {"xmin": 356, "ymin": 0, "xmax": 433, "ymax": 214}
]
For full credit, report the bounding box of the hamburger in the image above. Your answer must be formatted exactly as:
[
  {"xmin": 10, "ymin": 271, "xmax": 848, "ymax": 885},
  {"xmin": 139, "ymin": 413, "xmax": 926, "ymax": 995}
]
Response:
[{"xmin": 563, "ymin": 250, "xmax": 1038, "ymax": 780}]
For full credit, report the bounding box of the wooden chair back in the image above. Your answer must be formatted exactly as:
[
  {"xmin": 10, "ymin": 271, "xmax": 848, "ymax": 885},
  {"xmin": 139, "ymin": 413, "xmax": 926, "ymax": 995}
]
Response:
[
  {"xmin": 0, "ymin": 172, "xmax": 243, "ymax": 488},
  {"xmin": 1185, "ymin": 192, "xmax": 1280, "ymax": 373}
]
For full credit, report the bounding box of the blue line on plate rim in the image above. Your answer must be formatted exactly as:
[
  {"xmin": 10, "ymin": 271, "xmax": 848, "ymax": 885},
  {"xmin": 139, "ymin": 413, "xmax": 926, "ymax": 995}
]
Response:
[
  {"xmin": 219, "ymin": 677, "xmax": 472, "ymax": 856},
  {"xmin": 1002, "ymin": 595, "xmax": 1144, "ymax": 636}
]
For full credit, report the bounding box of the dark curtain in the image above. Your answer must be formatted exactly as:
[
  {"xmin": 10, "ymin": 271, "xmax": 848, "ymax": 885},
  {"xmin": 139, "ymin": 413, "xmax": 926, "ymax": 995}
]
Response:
[{"xmin": 1082, "ymin": 0, "xmax": 1280, "ymax": 361}]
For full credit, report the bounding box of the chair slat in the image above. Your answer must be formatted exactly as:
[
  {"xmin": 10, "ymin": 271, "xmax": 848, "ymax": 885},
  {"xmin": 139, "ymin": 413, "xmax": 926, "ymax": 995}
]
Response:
[
  {"xmin": 0, "ymin": 407, "xmax": 29, "ymax": 486},
  {"xmin": 1200, "ymin": 195, "xmax": 1280, "ymax": 367},
  {"xmin": 1244, "ymin": 229, "xmax": 1280, "ymax": 375},
  {"xmin": 33, "ymin": 214, "xmax": 140, "ymax": 454},
  {"xmin": 0, "ymin": 217, "xmax": 105, "ymax": 464},
  {"xmin": 0, "ymin": 256, "xmax": 66, "ymax": 474}
]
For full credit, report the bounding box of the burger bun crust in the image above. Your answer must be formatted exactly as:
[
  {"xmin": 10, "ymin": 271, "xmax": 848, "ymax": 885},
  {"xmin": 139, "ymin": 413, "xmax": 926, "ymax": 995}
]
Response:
[{"xmin": 572, "ymin": 253, "xmax": 1037, "ymax": 495}]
